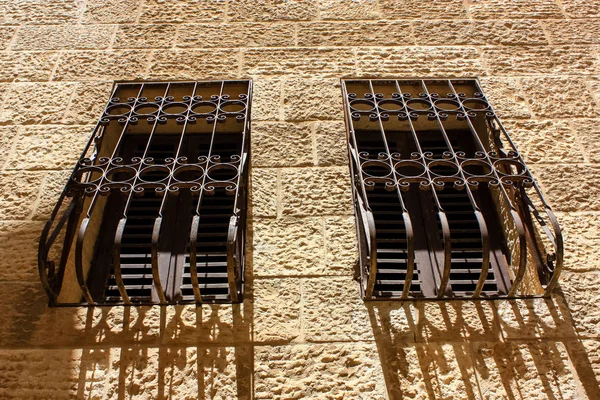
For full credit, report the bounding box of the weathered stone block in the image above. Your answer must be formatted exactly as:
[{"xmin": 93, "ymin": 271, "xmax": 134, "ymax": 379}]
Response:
[
  {"xmin": 559, "ymin": 272, "xmax": 600, "ymax": 338},
  {"xmin": 148, "ymin": 50, "xmax": 240, "ymax": 80},
  {"xmin": 139, "ymin": 0, "xmax": 225, "ymax": 23},
  {"xmin": 0, "ymin": 83, "xmax": 75, "ymax": 125},
  {"xmin": 82, "ymin": 0, "xmax": 140, "ymax": 23},
  {"xmin": 0, "ymin": 221, "xmax": 44, "ymax": 282},
  {"xmin": 297, "ymin": 21, "xmax": 412, "ymax": 46},
  {"xmin": 2, "ymin": 0, "xmax": 81, "ymax": 24},
  {"xmin": 472, "ymin": 341, "xmax": 579, "ymax": 399},
  {"xmin": 0, "ymin": 27, "xmax": 16, "ymax": 50},
  {"xmin": 567, "ymin": 118, "xmax": 600, "ymax": 163},
  {"xmin": 62, "ymin": 81, "xmax": 113, "ymax": 125},
  {"xmin": 254, "ymin": 343, "xmax": 387, "ymax": 398},
  {"xmin": 468, "ymin": 0, "xmax": 563, "ymax": 19},
  {"xmin": 379, "ymin": 0, "xmax": 466, "ymax": 18},
  {"xmin": 558, "ymin": 212, "xmax": 600, "ymax": 272},
  {"xmin": 252, "ymin": 122, "xmax": 313, "ymax": 167},
  {"xmin": 315, "ymin": 121, "xmax": 348, "ymax": 166},
  {"xmin": 283, "ymin": 78, "xmax": 343, "ymax": 121},
  {"xmin": 0, "ymin": 283, "xmax": 47, "ymax": 347},
  {"xmin": 33, "ymin": 170, "xmax": 71, "ymax": 221},
  {"xmin": 54, "ymin": 51, "xmax": 150, "ymax": 81},
  {"xmin": 6, "ymin": 126, "xmax": 88, "ymax": 170},
  {"xmin": 481, "ymin": 46, "xmax": 598, "ymax": 75},
  {"xmin": 324, "ymin": 216, "xmax": 356, "ymax": 273},
  {"xmin": 252, "ymin": 217, "xmax": 324, "ymax": 276},
  {"xmin": 302, "ymin": 277, "xmax": 373, "ymax": 341},
  {"xmin": 252, "ymin": 278, "xmax": 302, "ymax": 342},
  {"xmin": 228, "ymin": 0, "xmax": 318, "ymax": 21},
  {"xmin": 535, "ymin": 165, "xmax": 600, "ymax": 212},
  {"xmin": 561, "ymin": 0, "xmax": 600, "ymax": 18},
  {"xmin": 114, "ymin": 24, "xmax": 176, "ymax": 49},
  {"xmin": 413, "ymin": 20, "xmax": 547, "ymax": 46},
  {"xmin": 502, "ymin": 120, "xmax": 584, "ymax": 163},
  {"xmin": 519, "ymin": 78, "xmax": 599, "ymax": 118},
  {"xmin": 318, "ymin": 0, "xmax": 381, "ymax": 20},
  {"xmin": 243, "ymin": 48, "xmax": 355, "ymax": 77},
  {"xmin": 478, "ymin": 77, "xmax": 532, "ymax": 119},
  {"xmin": 177, "ymin": 23, "xmax": 294, "ymax": 48},
  {"xmin": 356, "ymin": 47, "xmax": 485, "ymax": 77},
  {"xmin": 0, "ymin": 126, "xmax": 19, "ymax": 168},
  {"xmin": 544, "ymin": 20, "xmax": 600, "ymax": 45},
  {"xmin": 249, "ymin": 168, "xmax": 278, "ymax": 218},
  {"xmin": 280, "ymin": 166, "xmax": 352, "ymax": 216},
  {"xmin": 0, "ymin": 172, "xmax": 44, "ymax": 219},
  {"xmin": 0, "ymin": 52, "xmax": 59, "ymax": 82},
  {"xmin": 251, "ymin": 77, "xmax": 283, "ymax": 121},
  {"xmin": 13, "ymin": 25, "xmax": 114, "ymax": 51}
]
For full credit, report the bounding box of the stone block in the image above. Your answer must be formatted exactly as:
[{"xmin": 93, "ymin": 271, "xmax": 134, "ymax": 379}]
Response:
[
  {"xmin": 252, "ymin": 217, "xmax": 324, "ymax": 276},
  {"xmin": 324, "ymin": 216, "xmax": 356, "ymax": 272},
  {"xmin": 559, "ymin": 212, "xmax": 600, "ymax": 272},
  {"xmin": 481, "ymin": 46, "xmax": 598, "ymax": 75},
  {"xmin": 0, "ymin": 52, "xmax": 58, "ymax": 82},
  {"xmin": 0, "ymin": 83, "xmax": 75, "ymax": 125},
  {"xmin": 561, "ymin": 0, "xmax": 600, "ymax": 18},
  {"xmin": 356, "ymin": 47, "xmax": 485, "ymax": 77},
  {"xmin": 315, "ymin": 121, "xmax": 348, "ymax": 166},
  {"xmin": 228, "ymin": 0, "xmax": 318, "ymax": 21},
  {"xmin": 243, "ymin": 48, "xmax": 355, "ymax": 77},
  {"xmin": 379, "ymin": 0, "xmax": 466, "ymax": 19},
  {"xmin": 82, "ymin": 0, "xmax": 140, "ymax": 24},
  {"xmin": 318, "ymin": 0, "xmax": 381, "ymax": 20},
  {"xmin": 413, "ymin": 20, "xmax": 547, "ymax": 46},
  {"xmin": 302, "ymin": 277, "xmax": 374, "ymax": 341},
  {"xmin": 139, "ymin": 0, "xmax": 225, "ymax": 23},
  {"xmin": 62, "ymin": 81, "xmax": 114, "ymax": 125},
  {"xmin": 0, "ymin": 27, "xmax": 16, "ymax": 50},
  {"xmin": 280, "ymin": 166, "xmax": 352, "ymax": 216},
  {"xmin": 113, "ymin": 24, "xmax": 176, "ymax": 49},
  {"xmin": 0, "ymin": 172, "xmax": 44, "ymax": 219},
  {"xmin": 0, "ymin": 221, "xmax": 44, "ymax": 282},
  {"xmin": 177, "ymin": 23, "xmax": 294, "ymax": 48},
  {"xmin": 502, "ymin": 120, "xmax": 584, "ymax": 163},
  {"xmin": 283, "ymin": 78, "xmax": 343, "ymax": 121},
  {"xmin": 13, "ymin": 25, "xmax": 114, "ymax": 51},
  {"xmin": 254, "ymin": 343, "xmax": 387, "ymax": 398},
  {"xmin": 297, "ymin": 21, "xmax": 412, "ymax": 46},
  {"xmin": 33, "ymin": 170, "xmax": 71, "ymax": 221},
  {"xmin": 252, "ymin": 278, "xmax": 302, "ymax": 342},
  {"xmin": 535, "ymin": 165, "xmax": 600, "ymax": 212},
  {"xmin": 559, "ymin": 272, "xmax": 600, "ymax": 338},
  {"xmin": 251, "ymin": 77, "xmax": 283, "ymax": 121},
  {"xmin": 249, "ymin": 168, "xmax": 278, "ymax": 218},
  {"xmin": 519, "ymin": 78, "xmax": 599, "ymax": 118},
  {"xmin": 148, "ymin": 49, "xmax": 240, "ymax": 81},
  {"xmin": 472, "ymin": 341, "xmax": 579, "ymax": 400},
  {"xmin": 0, "ymin": 126, "xmax": 19, "ymax": 168},
  {"xmin": 0, "ymin": 282, "xmax": 47, "ymax": 347},
  {"xmin": 2, "ymin": 0, "xmax": 81, "ymax": 24},
  {"xmin": 544, "ymin": 20, "xmax": 600, "ymax": 45},
  {"xmin": 468, "ymin": 0, "xmax": 563, "ymax": 19},
  {"xmin": 5, "ymin": 126, "xmax": 89, "ymax": 171},
  {"xmin": 252, "ymin": 122, "xmax": 314, "ymax": 167},
  {"xmin": 478, "ymin": 77, "xmax": 532, "ymax": 119},
  {"xmin": 54, "ymin": 51, "xmax": 150, "ymax": 81}
]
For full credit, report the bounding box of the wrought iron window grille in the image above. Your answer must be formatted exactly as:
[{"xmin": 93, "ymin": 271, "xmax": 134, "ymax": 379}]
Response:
[
  {"xmin": 39, "ymin": 80, "xmax": 252, "ymax": 305},
  {"xmin": 342, "ymin": 78, "xmax": 563, "ymax": 300}
]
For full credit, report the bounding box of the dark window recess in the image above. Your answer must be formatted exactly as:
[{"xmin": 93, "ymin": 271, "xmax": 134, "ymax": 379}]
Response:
[
  {"xmin": 342, "ymin": 79, "xmax": 563, "ymax": 300},
  {"xmin": 39, "ymin": 80, "xmax": 251, "ymax": 305}
]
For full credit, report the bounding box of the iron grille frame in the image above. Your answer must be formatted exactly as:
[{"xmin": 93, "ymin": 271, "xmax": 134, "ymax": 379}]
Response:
[
  {"xmin": 341, "ymin": 78, "xmax": 563, "ymax": 301},
  {"xmin": 38, "ymin": 80, "xmax": 252, "ymax": 306}
]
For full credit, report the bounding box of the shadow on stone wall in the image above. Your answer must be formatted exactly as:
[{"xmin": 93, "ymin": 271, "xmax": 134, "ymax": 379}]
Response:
[{"xmin": 367, "ymin": 295, "xmax": 600, "ymax": 399}]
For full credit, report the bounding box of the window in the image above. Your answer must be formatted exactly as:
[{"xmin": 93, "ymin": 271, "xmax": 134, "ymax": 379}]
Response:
[
  {"xmin": 39, "ymin": 80, "xmax": 251, "ymax": 305},
  {"xmin": 342, "ymin": 79, "xmax": 563, "ymax": 300}
]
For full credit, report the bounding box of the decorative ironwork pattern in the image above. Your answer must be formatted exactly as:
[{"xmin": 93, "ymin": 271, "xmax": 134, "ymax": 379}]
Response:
[
  {"xmin": 342, "ymin": 79, "xmax": 563, "ymax": 300},
  {"xmin": 39, "ymin": 80, "xmax": 251, "ymax": 305}
]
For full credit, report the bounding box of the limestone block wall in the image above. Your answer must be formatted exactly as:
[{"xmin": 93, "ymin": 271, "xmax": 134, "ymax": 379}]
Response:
[{"xmin": 0, "ymin": 0, "xmax": 599, "ymax": 398}]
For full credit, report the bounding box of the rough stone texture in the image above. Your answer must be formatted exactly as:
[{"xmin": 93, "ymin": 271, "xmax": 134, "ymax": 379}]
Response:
[
  {"xmin": 280, "ymin": 167, "xmax": 352, "ymax": 216},
  {"xmin": 413, "ymin": 20, "xmax": 548, "ymax": 46},
  {"xmin": 0, "ymin": 1, "xmax": 599, "ymax": 399},
  {"xmin": 13, "ymin": 25, "xmax": 114, "ymax": 51},
  {"xmin": 501, "ymin": 119, "xmax": 584, "ymax": 163},
  {"xmin": 252, "ymin": 122, "xmax": 313, "ymax": 167},
  {"xmin": 254, "ymin": 343, "xmax": 387, "ymax": 398},
  {"xmin": 113, "ymin": 24, "xmax": 175, "ymax": 49},
  {"xmin": 177, "ymin": 23, "xmax": 294, "ymax": 48},
  {"xmin": 298, "ymin": 21, "xmax": 412, "ymax": 47},
  {"xmin": 520, "ymin": 78, "xmax": 599, "ymax": 118}
]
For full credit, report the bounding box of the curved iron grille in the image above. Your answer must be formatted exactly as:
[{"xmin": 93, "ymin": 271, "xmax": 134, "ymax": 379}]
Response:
[
  {"xmin": 342, "ymin": 79, "xmax": 563, "ymax": 300},
  {"xmin": 39, "ymin": 80, "xmax": 251, "ymax": 305}
]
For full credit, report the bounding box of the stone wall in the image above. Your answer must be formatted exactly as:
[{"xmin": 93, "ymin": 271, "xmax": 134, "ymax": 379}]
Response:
[{"xmin": 0, "ymin": 0, "xmax": 599, "ymax": 398}]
